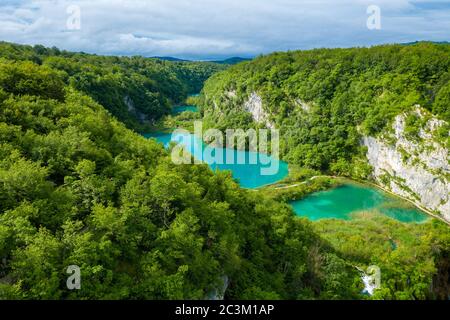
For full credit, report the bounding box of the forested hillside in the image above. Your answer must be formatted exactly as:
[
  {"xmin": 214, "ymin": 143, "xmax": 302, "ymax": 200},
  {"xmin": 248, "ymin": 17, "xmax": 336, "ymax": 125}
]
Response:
[
  {"xmin": 0, "ymin": 43, "xmax": 363, "ymax": 299},
  {"xmin": 0, "ymin": 42, "xmax": 449, "ymax": 300},
  {"xmin": 0, "ymin": 42, "xmax": 225, "ymax": 130},
  {"xmin": 196, "ymin": 43, "xmax": 450, "ymax": 299},
  {"xmin": 200, "ymin": 42, "xmax": 450, "ymax": 219},
  {"xmin": 200, "ymin": 42, "xmax": 450, "ymax": 173}
]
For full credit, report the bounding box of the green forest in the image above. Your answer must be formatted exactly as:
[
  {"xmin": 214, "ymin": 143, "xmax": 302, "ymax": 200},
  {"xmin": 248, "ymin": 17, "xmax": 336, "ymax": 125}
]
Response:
[
  {"xmin": 200, "ymin": 42, "xmax": 450, "ymax": 175},
  {"xmin": 0, "ymin": 42, "xmax": 449, "ymax": 300},
  {"xmin": 199, "ymin": 42, "xmax": 450, "ymax": 299},
  {"xmin": 0, "ymin": 42, "xmax": 225, "ymax": 131},
  {"xmin": 0, "ymin": 42, "xmax": 363, "ymax": 300}
]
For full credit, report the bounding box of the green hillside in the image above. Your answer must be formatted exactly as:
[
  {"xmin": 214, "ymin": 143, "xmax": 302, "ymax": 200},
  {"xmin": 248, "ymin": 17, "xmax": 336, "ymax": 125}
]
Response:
[
  {"xmin": 200, "ymin": 42, "xmax": 450, "ymax": 175},
  {"xmin": 0, "ymin": 43, "xmax": 363, "ymax": 300},
  {"xmin": 0, "ymin": 42, "xmax": 226, "ymax": 131},
  {"xmin": 0, "ymin": 42, "xmax": 449, "ymax": 300}
]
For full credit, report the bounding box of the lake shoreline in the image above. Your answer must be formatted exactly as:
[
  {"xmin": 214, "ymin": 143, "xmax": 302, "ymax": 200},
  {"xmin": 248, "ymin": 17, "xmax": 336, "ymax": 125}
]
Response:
[
  {"xmin": 288, "ymin": 181, "xmax": 430, "ymax": 223},
  {"xmin": 257, "ymin": 171, "xmax": 443, "ymax": 223},
  {"xmin": 144, "ymin": 130, "xmax": 289, "ymax": 189},
  {"xmin": 365, "ymin": 180, "xmax": 449, "ymax": 226},
  {"xmin": 147, "ymin": 98, "xmax": 447, "ymax": 225}
]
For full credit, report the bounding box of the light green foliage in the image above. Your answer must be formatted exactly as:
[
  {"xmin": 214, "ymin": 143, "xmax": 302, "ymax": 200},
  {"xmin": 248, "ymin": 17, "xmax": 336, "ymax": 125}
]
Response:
[
  {"xmin": 315, "ymin": 218, "xmax": 450, "ymax": 300},
  {"xmin": 0, "ymin": 41, "xmax": 448, "ymax": 300},
  {"xmin": 433, "ymin": 81, "xmax": 450, "ymax": 121},
  {"xmin": 201, "ymin": 43, "xmax": 450, "ymax": 175},
  {"xmin": 0, "ymin": 50, "xmax": 358, "ymax": 300},
  {"xmin": 0, "ymin": 41, "xmax": 225, "ymax": 131}
]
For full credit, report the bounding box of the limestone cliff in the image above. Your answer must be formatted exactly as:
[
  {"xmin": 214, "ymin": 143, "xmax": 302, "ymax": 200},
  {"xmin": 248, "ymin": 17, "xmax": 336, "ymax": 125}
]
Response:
[
  {"xmin": 362, "ymin": 107, "xmax": 449, "ymax": 221},
  {"xmin": 203, "ymin": 87, "xmax": 449, "ymax": 221},
  {"xmin": 124, "ymin": 95, "xmax": 151, "ymax": 124},
  {"xmin": 243, "ymin": 92, "xmax": 274, "ymax": 129}
]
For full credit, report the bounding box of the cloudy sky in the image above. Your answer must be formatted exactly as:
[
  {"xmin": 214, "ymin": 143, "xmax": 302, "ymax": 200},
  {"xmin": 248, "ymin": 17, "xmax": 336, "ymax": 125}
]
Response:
[{"xmin": 0, "ymin": 0, "xmax": 449, "ymax": 60}]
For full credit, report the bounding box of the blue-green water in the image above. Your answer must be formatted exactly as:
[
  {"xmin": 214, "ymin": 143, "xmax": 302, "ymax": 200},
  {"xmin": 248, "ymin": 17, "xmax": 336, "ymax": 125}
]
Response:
[
  {"xmin": 144, "ymin": 131, "xmax": 289, "ymax": 189},
  {"xmin": 290, "ymin": 184, "xmax": 429, "ymax": 223},
  {"xmin": 172, "ymin": 105, "xmax": 198, "ymax": 114}
]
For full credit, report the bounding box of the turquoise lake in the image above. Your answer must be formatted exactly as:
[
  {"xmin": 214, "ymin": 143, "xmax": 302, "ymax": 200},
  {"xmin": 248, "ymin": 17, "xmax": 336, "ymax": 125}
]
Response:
[
  {"xmin": 172, "ymin": 105, "xmax": 198, "ymax": 114},
  {"xmin": 144, "ymin": 131, "xmax": 289, "ymax": 189},
  {"xmin": 290, "ymin": 183, "xmax": 429, "ymax": 223}
]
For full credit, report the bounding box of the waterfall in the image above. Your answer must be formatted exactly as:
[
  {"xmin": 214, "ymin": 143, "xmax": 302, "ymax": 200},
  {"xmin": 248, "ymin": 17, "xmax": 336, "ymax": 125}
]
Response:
[
  {"xmin": 355, "ymin": 266, "xmax": 380, "ymax": 296},
  {"xmin": 206, "ymin": 275, "xmax": 229, "ymax": 300}
]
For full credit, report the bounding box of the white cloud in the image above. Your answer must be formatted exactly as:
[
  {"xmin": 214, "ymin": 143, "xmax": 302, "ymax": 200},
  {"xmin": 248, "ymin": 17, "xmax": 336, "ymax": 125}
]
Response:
[
  {"xmin": 116, "ymin": 33, "xmax": 259, "ymax": 57},
  {"xmin": 0, "ymin": 0, "xmax": 448, "ymax": 59}
]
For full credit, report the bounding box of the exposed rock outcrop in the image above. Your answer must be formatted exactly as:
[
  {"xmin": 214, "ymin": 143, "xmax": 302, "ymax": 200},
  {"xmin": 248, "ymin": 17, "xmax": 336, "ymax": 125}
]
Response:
[
  {"xmin": 124, "ymin": 95, "xmax": 149, "ymax": 123},
  {"xmin": 206, "ymin": 275, "xmax": 229, "ymax": 300},
  {"xmin": 295, "ymin": 99, "xmax": 311, "ymax": 113},
  {"xmin": 363, "ymin": 108, "xmax": 450, "ymax": 221},
  {"xmin": 243, "ymin": 92, "xmax": 274, "ymax": 129},
  {"xmin": 225, "ymin": 90, "xmax": 237, "ymax": 99}
]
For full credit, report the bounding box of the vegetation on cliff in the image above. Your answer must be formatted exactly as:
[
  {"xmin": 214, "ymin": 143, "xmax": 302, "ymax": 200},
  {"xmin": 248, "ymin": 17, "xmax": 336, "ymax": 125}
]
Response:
[
  {"xmin": 0, "ymin": 43, "xmax": 361, "ymax": 300},
  {"xmin": 200, "ymin": 42, "xmax": 450, "ymax": 176},
  {"xmin": 199, "ymin": 42, "xmax": 450, "ymax": 299},
  {"xmin": 0, "ymin": 42, "xmax": 448, "ymax": 300},
  {"xmin": 0, "ymin": 41, "xmax": 226, "ymax": 131}
]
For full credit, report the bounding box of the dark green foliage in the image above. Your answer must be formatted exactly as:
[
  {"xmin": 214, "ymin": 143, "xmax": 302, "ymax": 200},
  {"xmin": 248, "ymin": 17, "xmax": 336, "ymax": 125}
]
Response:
[
  {"xmin": 201, "ymin": 42, "xmax": 450, "ymax": 174},
  {"xmin": 0, "ymin": 41, "xmax": 225, "ymax": 131},
  {"xmin": 0, "ymin": 41, "xmax": 448, "ymax": 301},
  {"xmin": 0, "ymin": 52, "xmax": 358, "ymax": 300},
  {"xmin": 315, "ymin": 217, "xmax": 450, "ymax": 300}
]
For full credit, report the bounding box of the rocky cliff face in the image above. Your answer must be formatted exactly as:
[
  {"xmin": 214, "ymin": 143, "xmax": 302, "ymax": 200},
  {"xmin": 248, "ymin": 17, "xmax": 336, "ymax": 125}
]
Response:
[
  {"xmin": 362, "ymin": 107, "xmax": 450, "ymax": 221},
  {"xmin": 243, "ymin": 92, "xmax": 274, "ymax": 129},
  {"xmin": 124, "ymin": 95, "xmax": 151, "ymax": 124},
  {"xmin": 205, "ymin": 88, "xmax": 449, "ymax": 221},
  {"xmin": 205, "ymin": 91, "xmax": 274, "ymax": 129}
]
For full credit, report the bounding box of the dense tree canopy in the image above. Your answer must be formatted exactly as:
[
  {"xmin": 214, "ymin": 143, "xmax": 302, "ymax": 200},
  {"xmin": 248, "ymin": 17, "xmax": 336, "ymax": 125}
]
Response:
[
  {"xmin": 0, "ymin": 42, "xmax": 448, "ymax": 300},
  {"xmin": 0, "ymin": 47, "xmax": 361, "ymax": 299},
  {"xmin": 0, "ymin": 41, "xmax": 226, "ymax": 131},
  {"xmin": 200, "ymin": 42, "xmax": 450, "ymax": 174},
  {"xmin": 198, "ymin": 42, "xmax": 450, "ymax": 300},
  {"xmin": 315, "ymin": 216, "xmax": 450, "ymax": 300}
]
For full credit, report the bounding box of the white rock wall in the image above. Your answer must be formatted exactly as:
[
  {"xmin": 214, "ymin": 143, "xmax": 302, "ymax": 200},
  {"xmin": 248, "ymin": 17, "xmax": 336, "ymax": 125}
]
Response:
[
  {"xmin": 363, "ymin": 108, "xmax": 450, "ymax": 221},
  {"xmin": 243, "ymin": 92, "xmax": 274, "ymax": 129}
]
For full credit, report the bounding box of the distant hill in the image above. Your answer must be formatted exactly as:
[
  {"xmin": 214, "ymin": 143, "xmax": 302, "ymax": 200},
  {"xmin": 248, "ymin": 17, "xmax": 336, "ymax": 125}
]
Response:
[
  {"xmin": 152, "ymin": 56, "xmax": 190, "ymax": 62},
  {"xmin": 152, "ymin": 56, "xmax": 252, "ymax": 65},
  {"xmin": 212, "ymin": 57, "xmax": 252, "ymax": 64},
  {"xmin": 402, "ymin": 40, "xmax": 450, "ymax": 46}
]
